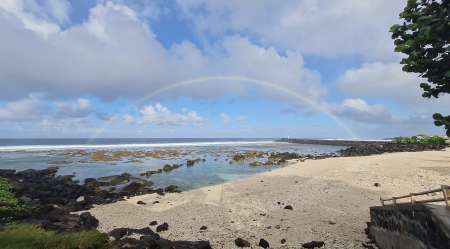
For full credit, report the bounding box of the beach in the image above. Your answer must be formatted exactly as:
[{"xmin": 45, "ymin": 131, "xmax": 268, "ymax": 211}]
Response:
[{"xmin": 88, "ymin": 148, "xmax": 450, "ymax": 248}]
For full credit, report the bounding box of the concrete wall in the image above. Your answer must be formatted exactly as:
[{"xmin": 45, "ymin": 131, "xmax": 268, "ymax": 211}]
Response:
[{"xmin": 368, "ymin": 204, "xmax": 450, "ymax": 249}]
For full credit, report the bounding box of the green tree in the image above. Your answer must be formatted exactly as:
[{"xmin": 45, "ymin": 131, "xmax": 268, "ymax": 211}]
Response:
[{"xmin": 390, "ymin": 0, "xmax": 450, "ymax": 136}]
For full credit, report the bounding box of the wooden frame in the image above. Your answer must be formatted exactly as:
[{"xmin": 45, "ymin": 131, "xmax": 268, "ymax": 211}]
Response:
[{"xmin": 380, "ymin": 185, "xmax": 450, "ymax": 207}]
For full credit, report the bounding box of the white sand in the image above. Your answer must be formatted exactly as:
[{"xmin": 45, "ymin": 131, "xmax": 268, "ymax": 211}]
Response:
[{"xmin": 89, "ymin": 149, "xmax": 450, "ymax": 248}]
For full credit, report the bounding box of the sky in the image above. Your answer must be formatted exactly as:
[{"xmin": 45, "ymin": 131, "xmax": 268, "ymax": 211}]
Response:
[{"xmin": 0, "ymin": 0, "xmax": 449, "ymax": 139}]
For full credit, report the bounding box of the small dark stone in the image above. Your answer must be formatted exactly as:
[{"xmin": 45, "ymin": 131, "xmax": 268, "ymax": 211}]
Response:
[
  {"xmin": 373, "ymin": 183, "xmax": 381, "ymax": 187},
  {"xmin": 149, "ymin": 221, "xmax": 158, "ymax": 226},
  {"xmin": 258, "ymin": 238, "xmax": 270, "ymax": 248},
  {"xmin": 156, "ymin": 222, "xmax": 169, "ymax": 232},
  {"xmin": 302, "ymin": 241, "xmax": 325, "ymax": 248},
  {"xmin": 200, "ymin": 226, "xmax": 208, "ymax": 230},
  {"xmin": 284, "ymin": 205, "xmax": 293, "ymax": 210},
  {"xmin": 152, "ymin": 201, "xmax": 160, "ymax": 204},
  {"xmin": 234, "ymin": 238, "xmax": 250, "ymax": 247},
  {"xmin": 137, "ymin": 200, "xmax": 146, "ymax": 205},
  {"xmin": 280, "ymin": 239, "xmax": 286, "ymax": 244}
]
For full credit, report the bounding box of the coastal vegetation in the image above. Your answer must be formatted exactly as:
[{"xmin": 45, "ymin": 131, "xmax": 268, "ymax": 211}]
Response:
[
  {"xmin": 391, "ymin": 0, "xmax": 450, "ymax": 136},
  {"xmin": 0, "ymin": 176, "xmax": 110, "ymax": 249},
  {"xmin": 392, "ymin": 135, "xmax": 448, "ymax": 145},
  {"xmin": 0, "ymin": 177, "xmax": 30, "ymax": 224},
  {"xmin": 0, "ymin": 224, "xmax": 109, "ymax": 249}
]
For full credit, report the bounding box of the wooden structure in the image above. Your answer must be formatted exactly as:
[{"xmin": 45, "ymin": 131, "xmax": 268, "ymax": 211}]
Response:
[{"xmin": 380, "ymin": 185, "xmax": 450, "ymax": 207}]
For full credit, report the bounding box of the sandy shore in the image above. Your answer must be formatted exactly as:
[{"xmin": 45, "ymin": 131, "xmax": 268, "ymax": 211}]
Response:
[{"xmin": 89, "ymin": 148, "xmax": 450, "ymax": 248}]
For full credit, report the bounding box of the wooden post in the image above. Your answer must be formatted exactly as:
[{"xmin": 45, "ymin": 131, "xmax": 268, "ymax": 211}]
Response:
[{"xmin": 442, "ymin": 185, "xmax": 449, "ymax": 208}]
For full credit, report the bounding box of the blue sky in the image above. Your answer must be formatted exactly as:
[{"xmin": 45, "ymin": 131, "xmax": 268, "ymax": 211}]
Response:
[{"xmin": 0, "ymin": 0, "xmax": 449, "ymax": 139}]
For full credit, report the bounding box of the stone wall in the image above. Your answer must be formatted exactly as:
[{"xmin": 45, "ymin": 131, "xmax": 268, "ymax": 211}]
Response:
[{"xmin": 368, "ymin": 204, "xmax": 450, "ymax": 249}]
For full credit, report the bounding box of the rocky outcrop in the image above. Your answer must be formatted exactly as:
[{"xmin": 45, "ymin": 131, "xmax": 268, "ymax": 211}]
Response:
[
  {"xmin": 368, "ymin": 204, "xmax": 450, "ymax": 249},
  {"xmin": 338, "ymin": 143, "xmax": 447, "ymax": 157},
  {"xmin": 0, "ymin": 168, "xmax": 179, "ymax": 231},
  {"xmin": 108, "ymin": 226, "xmax": 212, "ymax": 249}
]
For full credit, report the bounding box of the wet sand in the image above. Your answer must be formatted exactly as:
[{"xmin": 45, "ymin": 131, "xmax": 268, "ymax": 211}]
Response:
[{"xmin": 89, "ymin": 148, "xmax": 450, "ymax": 248}]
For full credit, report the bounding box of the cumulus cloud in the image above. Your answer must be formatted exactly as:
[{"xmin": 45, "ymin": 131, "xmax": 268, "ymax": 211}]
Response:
[
  {"xmin": 139, "ymin": 103, "xmax": 203, "ymax": 126},
  {"xmin": 332, "ymin": 98, "xmax": 392, "ymax": 123},
  {"xmin": 0, "ymin": 0, "xmax": 324, "ymax": 114},
  {"xmin": 338, "ymin": 62, "xmax": 450, "ymax": 115},
  {"xmin": 176, "ymin": 0, "xmax": 404, "ymax": 60}
]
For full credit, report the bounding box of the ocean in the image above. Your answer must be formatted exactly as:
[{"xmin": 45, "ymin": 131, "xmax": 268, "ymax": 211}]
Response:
[{"xmin": 0, "ymin": 138, "xmax": 346, "ymax": 190}]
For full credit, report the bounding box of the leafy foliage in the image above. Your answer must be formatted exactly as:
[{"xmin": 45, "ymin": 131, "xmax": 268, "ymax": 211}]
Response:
[
  {"xmin": 390, "ymin": 0, "xmax": 450, "ymax": 136},
  {"xmin": 393, "ymin": 134, "xmax": 448, "ymax": 144},
  {"xmin": 0, "ymin": 224, "xmax": 110, "ymax": 249},
  {"xmin": 0, "ymin": 178, "xmax": 30, "ymax": 224}
]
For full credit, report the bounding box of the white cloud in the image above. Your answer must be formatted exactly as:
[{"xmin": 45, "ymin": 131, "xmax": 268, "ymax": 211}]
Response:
[
  {"xmin": 219, "ymin": 112, "xmax": 230, "ymax": 124},
  {"xmin": 0, "ymin": 94, "xmax": 46, "ymax": 121},
  {"xmin": 176, "ymin": 0, "xmax": 404, "ymax": 60},
  {"xmin": 338, "ymin": 62, "xmax": 450, "ymax": 115},
  {"xmin": 332, "ymin": 98, "xmax": 392, "ymax": 123},
  {"xmin": 139, "ymin": 103, "xmax": 203, "ymax": 126},
  {"xmin": 0, "ymin": 0, "xmax": 71, "ymax": 36},
  {"xmin": 0, "ymin": 0, "xmax": 324, "ymax": 114},
  {"xmin": 55, "ymin": 98, "xmax": 91, "ymax": 118},
  {"xmin": 122, "ymin": 114, "xmax": 136, "ymax": 125}
]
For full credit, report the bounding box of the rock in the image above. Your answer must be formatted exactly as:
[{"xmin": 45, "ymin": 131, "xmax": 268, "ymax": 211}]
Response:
[
  {"xmin": 258, "ymin": 238, "xmax": 270, "ymax": 248},
  {"xmin": 137, "ymin": 200, "xmax": 146, "ymax": 205},
  {"xmin": 374, "ymin": 183, "xmax": 381, "ymax": 187},
  {"xmin": 76, "ymin": 196, "xmax": 85, "ymax": 202},
  {"xmin": 121, "ymin": 181, "xmax": 154, "ymax": 196},
  {"xmin": 162, "ymin": 164, "xmax": 182, "ymax": 173},
  {"xmin": 149, "ymin": 221, "xmax": 158, "ymax": 226},
  {"xmin": 200, "ymin": 226, "xmax": 207, "ymax": 230},
  {"xmin": 234, "ymin": 238, "xmax": 250, "ymax": 247},
  {"xmin": 140, "ymin": 169, "xmax": 163, "ymax": 177},
  {"xmin": 284, "ymin": 205, "xmax": 293, "ymax": 210},
  {"xmin": 164, "ymin": 185, "xmax": 181, "ymax": 193},
  {"xmin": 302, "ymin": 241, "xmax": 325, "ymax": 248},
  {"xmin": 98, "ymin": 173, "xmax": 131, "ymax": 186},
  {"xmin": 109, "ymin": 228, "xmax": 129, "ymax": 240},
  {"xmin": 79, "ymin": 212, "xmax": 98, "ymax": 229},
  {"xmin": 171, "ymin": 240, "xmax": 212, "ymax": 249},
  {"xmin": 186, "ymin": 158, "xmax": 203, "ymax": 167},
  {"xmin": 156, "ymin": 222, "xmax": 169, "ymax": 232},
  {"xmin": 280, "ymin": 238, "xmax": 286, "ymax": 244}
]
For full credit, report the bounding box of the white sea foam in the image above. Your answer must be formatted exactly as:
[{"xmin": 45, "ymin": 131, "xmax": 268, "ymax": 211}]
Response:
[{"xmin": 0, "ymin": 141, "xmax": 277, "ymax": 152}]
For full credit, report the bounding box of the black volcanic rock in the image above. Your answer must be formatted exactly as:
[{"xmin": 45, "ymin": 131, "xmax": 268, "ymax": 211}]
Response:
[
  {"xmin": 156, "ymin": 222, "xmax": 169, "ymax": 232},
  {"xmin": 235, "ymin": 238, "xmax": 250, "ymax": 247},
  {"xmin": 302, "ymin": 241, "xmax": 325, "ymax": 248},
  {"xmin": 258, "ymin": 238, "xmax": 270, "ymax": 248}
]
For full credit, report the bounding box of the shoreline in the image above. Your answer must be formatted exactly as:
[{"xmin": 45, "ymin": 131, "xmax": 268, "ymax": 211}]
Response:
[{"xmin": 89, "ymin": 148, "xmax": 450, "ymax": 248}]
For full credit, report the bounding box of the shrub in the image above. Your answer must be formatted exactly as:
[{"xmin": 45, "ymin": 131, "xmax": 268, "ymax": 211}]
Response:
[
  {"xmin": 0, "ymin": 178, "xmax": 31, "ymax": 224},
  {"xmin": 393, "ymin": 135, "xmax": 448, "ymax": 145},
  {"xmin": 0, "ymin": 224, "xmax": 110, "ymax": 249}
]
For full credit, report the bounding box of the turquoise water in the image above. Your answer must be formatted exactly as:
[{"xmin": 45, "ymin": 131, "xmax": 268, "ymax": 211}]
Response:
[{"xmin": 0, "ymin": 139, "xmax": 345, "ymax": 190}]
